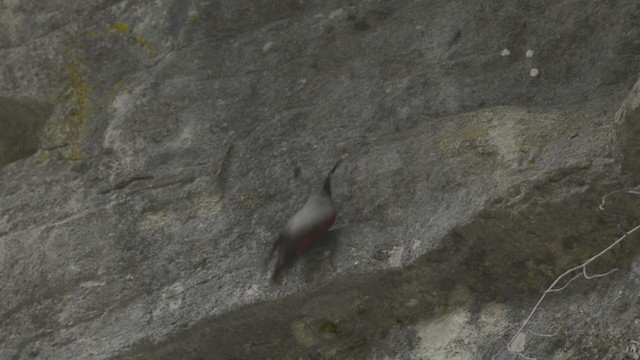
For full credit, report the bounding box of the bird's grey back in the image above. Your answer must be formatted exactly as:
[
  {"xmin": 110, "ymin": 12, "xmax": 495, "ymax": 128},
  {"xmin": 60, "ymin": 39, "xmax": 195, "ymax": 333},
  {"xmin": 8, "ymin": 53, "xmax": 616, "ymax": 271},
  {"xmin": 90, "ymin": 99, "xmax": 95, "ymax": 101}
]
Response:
[{"xmin": 285, "ymin": 194, "xmax": 335, "ymax": 237}]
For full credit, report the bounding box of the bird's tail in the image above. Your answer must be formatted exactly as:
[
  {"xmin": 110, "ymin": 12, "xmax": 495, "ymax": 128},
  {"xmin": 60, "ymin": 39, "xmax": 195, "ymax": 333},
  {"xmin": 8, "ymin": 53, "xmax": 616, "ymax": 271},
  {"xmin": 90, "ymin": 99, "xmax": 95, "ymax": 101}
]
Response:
[
  {"xmin": 264, "ymin": 235, "xmax": 280, "ymax": 272},
  {"xmin": 322, "ymin": 155, "xmax": 347, "ymax": 195},
  {"xmin": 328, "ymin": 154, "xmax": 347, "ymax": 176}
]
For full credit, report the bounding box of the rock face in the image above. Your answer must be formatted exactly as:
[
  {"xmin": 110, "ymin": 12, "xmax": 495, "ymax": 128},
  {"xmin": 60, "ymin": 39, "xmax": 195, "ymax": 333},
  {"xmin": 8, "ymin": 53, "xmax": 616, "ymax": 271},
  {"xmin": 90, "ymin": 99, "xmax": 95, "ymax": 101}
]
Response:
[
  {"xmin": 2, "ymin": 1, "xmax": 640, "ymax": 359},
  {"xmin": 0, "ymin": 97, "xmax": 52, "ymax": 167}
]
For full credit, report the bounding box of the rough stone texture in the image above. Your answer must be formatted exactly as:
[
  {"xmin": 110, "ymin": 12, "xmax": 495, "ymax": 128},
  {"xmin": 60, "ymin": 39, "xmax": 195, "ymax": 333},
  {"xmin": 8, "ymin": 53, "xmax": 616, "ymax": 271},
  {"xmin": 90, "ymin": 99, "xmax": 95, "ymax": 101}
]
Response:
[
  {"xmin": 614, "ymin": 77, "xmax": 640, "ymax": 180},
  {"xmin": 2, "ymin": 1, "xmax": 640, "ymax": 359}
]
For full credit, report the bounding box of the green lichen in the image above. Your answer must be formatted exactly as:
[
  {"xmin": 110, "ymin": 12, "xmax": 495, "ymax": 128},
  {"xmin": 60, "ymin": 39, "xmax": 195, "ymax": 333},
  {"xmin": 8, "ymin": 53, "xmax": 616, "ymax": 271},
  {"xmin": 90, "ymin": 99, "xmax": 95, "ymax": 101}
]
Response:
[
  {"xmin": 82, "ymin": 30, "xmax": 98, "ymax": 38},
  {"xmin": 432, "ymin": 283, "xmax": 475, "ymax": 316},
  {"xmin": 310, "ymin": 35, "xmax": 351, "ymax": 71},
  {"xmin": 318, "ymin": 321, "xmax": 339, "ymax": 338},
  {"xmin": 312, "ymin": 59, "xmax": 329, "ymax": 70},
  {"xmin": 447, "ymin": 284, "xmax": 474, "ymax": 308}
]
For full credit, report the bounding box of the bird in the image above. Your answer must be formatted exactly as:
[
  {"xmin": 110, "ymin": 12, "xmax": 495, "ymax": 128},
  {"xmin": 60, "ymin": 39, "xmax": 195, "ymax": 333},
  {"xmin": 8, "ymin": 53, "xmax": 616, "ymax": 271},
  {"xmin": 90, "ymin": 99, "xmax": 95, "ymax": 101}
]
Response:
[{"xmin": 266, "ymin": 157, "xmax": 344, "ymax": 282}]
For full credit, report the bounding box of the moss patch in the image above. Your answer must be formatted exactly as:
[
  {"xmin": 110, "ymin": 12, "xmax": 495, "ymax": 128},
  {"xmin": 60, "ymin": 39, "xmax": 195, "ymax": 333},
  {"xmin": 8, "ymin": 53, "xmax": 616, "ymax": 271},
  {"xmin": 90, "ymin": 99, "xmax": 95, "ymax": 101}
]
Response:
[{"xmin": 0, "ymin": 97, "xmax": 52, "ymax": 167}]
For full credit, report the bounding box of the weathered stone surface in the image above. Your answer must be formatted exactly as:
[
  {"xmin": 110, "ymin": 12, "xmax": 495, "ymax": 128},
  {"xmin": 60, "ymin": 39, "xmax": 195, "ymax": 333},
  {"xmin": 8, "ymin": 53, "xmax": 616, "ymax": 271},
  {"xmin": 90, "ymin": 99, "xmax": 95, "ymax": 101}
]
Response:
[
  {"xmin": 614, "ymin": 77, "xmax": 640, "ymax": 179},
  {"xmin": 2, "ymin": 1, "xmax": 640, "ymax": 359}
]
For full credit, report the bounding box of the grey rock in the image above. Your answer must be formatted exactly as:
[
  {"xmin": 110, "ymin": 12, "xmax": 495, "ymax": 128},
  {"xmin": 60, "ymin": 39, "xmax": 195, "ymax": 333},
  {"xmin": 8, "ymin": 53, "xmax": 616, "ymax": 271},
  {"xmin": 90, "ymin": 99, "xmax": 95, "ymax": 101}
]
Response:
[
  {"xmin": 1, "ymin": 1, "xmax": 640, "ymax": 359},
  {"xmin": 614, "ymin": 77, "xmax": 640, "ymax": 179}
]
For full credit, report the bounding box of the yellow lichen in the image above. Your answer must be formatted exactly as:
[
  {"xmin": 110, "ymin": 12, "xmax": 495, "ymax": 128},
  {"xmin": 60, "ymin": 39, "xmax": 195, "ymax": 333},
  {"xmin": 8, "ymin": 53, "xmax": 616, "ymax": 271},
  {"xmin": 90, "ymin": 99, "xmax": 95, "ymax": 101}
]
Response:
[
  {"xmin": 188, "ymin": 15, "xmax": 198, "ymax": 25},
  {"xmin": 82, "ymin": 30, "xmax": 98, "ymax": 38},
  {"xmin": 44, "ymin": 47, "xmax": 92, "ymax": 162},
  {"xmin": 439, "ymin": 119, "xmax": 490, "ymax": 153},
  {"xmin": 239, "ymin": 192, "xmax": 259, "ymax": 206},
  {"xmin": 111, "ymin": 21, "xmax": 130, "ymax": 34},
  {"xmin": 66, "ymin": 147, "xmax": 83, "ymax": 161},
  {"xmin": 107, "ymin": 21, "xmax": 156, "ymax": 56},
  {"xmin": 5, "ymin": 182, "xmax": 18, "ymax": 189},
  {"xmin": 63, "ymin": 55, "xmax": 92, "ymax": 160},
  {"xmin": 35, "ymin": 152, "xmax": 49, "ymax": 164},
  {"xmin": 132, "ymin": 35, "xmax": 156, "ymax": 56},
  {"xmin": 43, "ymin": 19, "xmax": 161, "ymax": 162},
  {"xmin": 137, "ymin": 206, "xmax": 177, "ymax": 234}
]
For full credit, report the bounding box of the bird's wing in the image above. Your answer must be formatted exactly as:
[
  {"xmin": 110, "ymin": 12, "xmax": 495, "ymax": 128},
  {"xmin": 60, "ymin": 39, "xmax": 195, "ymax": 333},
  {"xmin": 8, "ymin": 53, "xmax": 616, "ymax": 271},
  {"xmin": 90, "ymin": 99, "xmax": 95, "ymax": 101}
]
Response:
[{"xmin": 294, "ymin": 210, "xmax": 336, "ymax": 255}]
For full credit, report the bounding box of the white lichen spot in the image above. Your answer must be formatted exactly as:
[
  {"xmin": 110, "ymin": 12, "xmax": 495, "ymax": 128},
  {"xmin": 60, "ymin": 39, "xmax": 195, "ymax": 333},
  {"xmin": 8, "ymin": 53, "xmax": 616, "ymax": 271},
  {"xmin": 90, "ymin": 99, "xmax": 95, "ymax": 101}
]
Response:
[
  {"xmin": 164, "ymin": 282, "xmax": 185, "ymax": 298},
  {"xmin": 511, "ymin": 332, "xmax": 526, "ymax": 353},
  {"xmin": 530, "ymin": 68, "xmax": 540, "ymax": 77},
  {"xmin": 262, "ymin": 42, "xmax": 273, "ymax": 52},
  {"xmin": 405, "ymin": 298, "xmax": 419, "ymax": 307},
  {"xmin": 244, "ymin": 284, "xmax": 261, "ymax": 300},
  {"xmin": 151, "ymin": 282, "xmax": 185, "ymax": 317},
  {"xmin": 358, "ymin": 150, "xmax": 402, "ymax": 177},
  {"xmin": 291, "ymin": 320, "xmax": 316, "ymax": 347},
  {"xmin": 388, "ymin": 246, "xmax": 404, "ymax": 267},
  {"xmin": 167, "ymin": 124, "xmax": 194, "ymax": 148},
  {"xmin": 328, "ymin": 8, "xmax": 345, "ymax": 20},
  {"xmin": 194, "ymin": 192, "xmax": 223, "ymax": 216},
  {"xmin": 526, "ymin": 49, "xmax": 534, "ymax": 58},
  {"xmin": 414, "ymin": 309, "xmax": 474, "ymax": 360},
  {"xmin": 500, "ymin": 48, "xmax": 511, "ymax": 56},
  {"xmin": 631, "ymin": 255, "xmax": 640, "ymax": 276},
  {"xmin": 137, "ymin": 207, "xmax": 177, "ymax": 233},
  {"xmin": 80, "ymin": 280, "xmax": 106, "ymax": 288},
  {"xmin": 398, "ymin": 106, "xmax": 410, "ymax": 119},
  {"xmin": 104, "ymin": 91, "xmax": 135, "ymax": 150}
]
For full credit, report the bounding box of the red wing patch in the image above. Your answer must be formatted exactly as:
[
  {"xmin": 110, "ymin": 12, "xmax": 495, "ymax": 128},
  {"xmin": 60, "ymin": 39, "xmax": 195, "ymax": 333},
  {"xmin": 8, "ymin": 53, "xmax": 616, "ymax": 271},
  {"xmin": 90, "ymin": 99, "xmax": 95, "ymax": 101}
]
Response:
[{"xmin": 296, "ymin": 212, "xmax": 336, "ymax": 255}]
